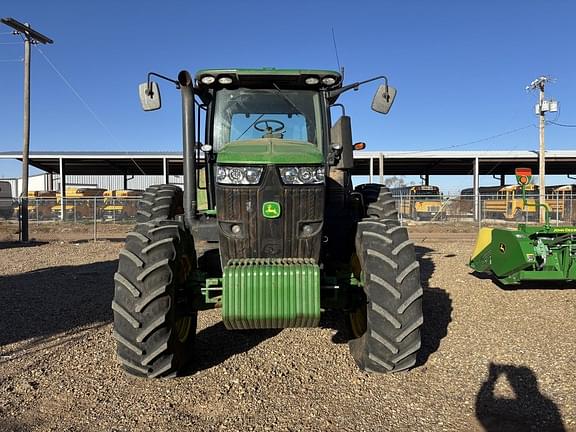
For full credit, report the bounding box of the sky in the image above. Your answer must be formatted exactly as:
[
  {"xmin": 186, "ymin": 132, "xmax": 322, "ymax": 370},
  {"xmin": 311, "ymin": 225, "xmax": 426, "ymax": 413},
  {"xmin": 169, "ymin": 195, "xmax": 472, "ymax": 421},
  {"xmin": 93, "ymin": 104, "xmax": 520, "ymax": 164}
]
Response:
[{"xmin": 1, "ymin": 0, "xmax": 575, "ymax": 192}]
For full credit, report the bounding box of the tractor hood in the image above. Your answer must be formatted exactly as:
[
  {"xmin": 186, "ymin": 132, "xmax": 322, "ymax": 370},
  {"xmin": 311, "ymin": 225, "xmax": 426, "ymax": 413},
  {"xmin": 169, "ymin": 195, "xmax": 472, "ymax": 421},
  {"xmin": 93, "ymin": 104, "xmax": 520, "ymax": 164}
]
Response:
[{"xmin": 216, "ymin": 139, "xmax": 323, "ymax": 165}]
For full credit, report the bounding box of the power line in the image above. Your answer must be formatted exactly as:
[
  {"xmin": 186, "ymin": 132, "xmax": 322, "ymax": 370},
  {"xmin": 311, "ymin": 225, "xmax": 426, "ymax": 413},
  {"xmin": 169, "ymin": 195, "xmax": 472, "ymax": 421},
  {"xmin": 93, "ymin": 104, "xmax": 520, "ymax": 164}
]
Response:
[
  {"xmin": 394, "ymin": 124, "xmax": 535, "ymax": 155},
  {"xmin": 0, "ymin": 58, "xmax": 23, "ymax": 62},
  {"xmin": 34, "ymin": 45, "xmax": 146, "ymax": 175},
  {"xmin": 547, "ymin": 120, "xmax": 576, "ymax": 128}
]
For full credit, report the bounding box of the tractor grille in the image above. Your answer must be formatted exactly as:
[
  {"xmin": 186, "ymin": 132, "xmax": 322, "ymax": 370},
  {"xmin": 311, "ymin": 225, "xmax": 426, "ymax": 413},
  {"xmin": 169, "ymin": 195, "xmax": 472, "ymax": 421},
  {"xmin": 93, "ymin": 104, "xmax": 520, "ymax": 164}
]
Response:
[{"xmin": 216, "ymin": 166, "xmax": 324, "ymax": 265}]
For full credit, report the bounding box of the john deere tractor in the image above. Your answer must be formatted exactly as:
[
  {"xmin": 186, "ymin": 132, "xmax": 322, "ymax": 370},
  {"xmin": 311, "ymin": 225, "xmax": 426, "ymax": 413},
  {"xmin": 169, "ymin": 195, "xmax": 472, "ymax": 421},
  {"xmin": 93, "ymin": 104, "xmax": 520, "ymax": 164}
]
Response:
[
  {"xmin": 112, "ymin": 68, "xmax": 423, "ymax": 378},
  {"xmin": 470, "ymin": 168, "xmax": 576, "ymax": 285}
]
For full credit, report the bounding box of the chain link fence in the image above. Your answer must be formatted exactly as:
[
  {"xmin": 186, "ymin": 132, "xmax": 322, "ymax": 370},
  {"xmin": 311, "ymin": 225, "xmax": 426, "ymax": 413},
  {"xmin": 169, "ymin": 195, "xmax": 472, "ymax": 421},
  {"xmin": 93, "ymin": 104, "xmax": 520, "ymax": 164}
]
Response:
[
  {"xmin": 2, "ymin": 193, "xmax": 576, "ymax": 243},
  {"xmin": 0, "ymin": 196, "xmax": 138, "ymax": 243},
  {"xmin": 393, "ymin": 193, "xmax": 576, "ymax": 227}
]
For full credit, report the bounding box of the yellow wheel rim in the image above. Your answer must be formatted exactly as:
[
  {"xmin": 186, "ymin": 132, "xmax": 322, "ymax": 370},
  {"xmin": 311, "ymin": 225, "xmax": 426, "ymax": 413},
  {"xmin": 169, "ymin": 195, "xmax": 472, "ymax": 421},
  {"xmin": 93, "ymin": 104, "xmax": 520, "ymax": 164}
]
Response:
[
  {"xmin": 349, "ymin": 251, "xmax": 367, "ymax": 338},
  {"xmin": 349, "ymin": 306, "xmax": 367, "ymax": 338},
  {"xmin": 175, "ymin": 316, "xmax": 192, "ymax": 343}
]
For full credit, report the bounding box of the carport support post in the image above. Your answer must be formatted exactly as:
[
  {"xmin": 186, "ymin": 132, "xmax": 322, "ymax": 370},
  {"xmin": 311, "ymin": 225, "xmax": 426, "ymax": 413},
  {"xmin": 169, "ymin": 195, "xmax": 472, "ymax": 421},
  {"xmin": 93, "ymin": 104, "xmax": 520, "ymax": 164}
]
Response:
[
  {"xmin": 163, "ymin": 157, "xmax": 169, "ymax": 185},
  {"xmin": 369, "ymin": 155, "xmax": 374, "ymax": 183},
  {"xmin": 59, "ymin": 157, "xmax": 65, "ymax": 221},
  {"xmin": 123, "ymin": 174, "xmax": 128, "ymax": 190},
  {"xmin": 473, "ymin": 157, "xmax": 480, "ymax": 222},
  {"xmin": 378, "ymin": 153, "xmax": 384, "ymax": 184}
]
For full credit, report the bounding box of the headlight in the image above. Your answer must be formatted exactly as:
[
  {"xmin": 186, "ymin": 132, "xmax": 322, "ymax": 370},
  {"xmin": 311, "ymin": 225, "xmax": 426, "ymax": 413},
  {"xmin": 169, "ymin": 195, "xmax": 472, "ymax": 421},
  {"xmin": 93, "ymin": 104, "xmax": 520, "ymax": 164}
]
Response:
[
  {"xmin": 200, "ymin": 75, "xmax": 215, "ymax": 85},
  {"xmin": 305, "ymin": 76, "xmax": 320, "ymax": 85},
  {"xmin": 321, "ymin": 76, "xmax": 337, "ymax": 86},
  {"xmin": 217, "ymin": 166, "xmax": 263, "ymax": 185},
  {"xmin": 217, "ymin": 76, "xmax": 233, "ymax": 85},
  {"xmin": 279, "ymin": 166, "xmax": 325, "ymax": 185}
]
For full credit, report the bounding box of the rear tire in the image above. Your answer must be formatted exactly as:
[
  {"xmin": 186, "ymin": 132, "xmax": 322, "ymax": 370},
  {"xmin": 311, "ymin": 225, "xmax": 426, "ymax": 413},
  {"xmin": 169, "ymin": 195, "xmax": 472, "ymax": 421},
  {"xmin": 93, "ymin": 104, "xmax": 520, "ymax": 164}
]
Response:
[
  {"xmin": 112, "ymin": 219, "xmax": 197, "ymax": 378},
  {"xmin": 355, "ymin": 183, "xmax": 399, "ymax": 224},
  {"xmin": 348, "ymin": 219, "xmax": 423, "ymax": 372},
  {"xmin": 137, "ymin": 185, "xmax": 183, "ymax": 222}
]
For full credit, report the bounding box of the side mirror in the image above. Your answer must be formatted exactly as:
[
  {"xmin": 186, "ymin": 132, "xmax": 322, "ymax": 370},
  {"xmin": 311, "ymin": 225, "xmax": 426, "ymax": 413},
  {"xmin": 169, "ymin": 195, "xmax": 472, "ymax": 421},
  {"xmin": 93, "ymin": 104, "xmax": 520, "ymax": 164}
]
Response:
[
  {"xmin": 330, "ymin": 116, "xmax": 353, "ymax": 168},
  {"xmin": 138, "ymin": 81, "xmax": 161, "ymax": 111},
  {"xmin": 371, "ymin": 84, "xmax": 397, "ymax": 114}
]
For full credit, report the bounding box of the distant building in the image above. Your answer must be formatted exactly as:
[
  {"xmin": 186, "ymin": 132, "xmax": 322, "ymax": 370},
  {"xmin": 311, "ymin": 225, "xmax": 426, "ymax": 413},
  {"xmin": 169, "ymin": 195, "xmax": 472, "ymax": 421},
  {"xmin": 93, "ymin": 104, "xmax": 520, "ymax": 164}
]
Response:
[{"xmin": 3, "ymin": 173, "xmax": 183, "ymax": 196}]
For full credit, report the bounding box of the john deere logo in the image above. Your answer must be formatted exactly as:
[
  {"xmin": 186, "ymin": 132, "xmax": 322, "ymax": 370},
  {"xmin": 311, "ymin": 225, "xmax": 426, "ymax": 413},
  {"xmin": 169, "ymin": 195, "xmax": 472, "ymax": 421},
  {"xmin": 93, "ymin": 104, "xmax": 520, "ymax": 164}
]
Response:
[
  {"xmin": 499, "ymin": 243, "xmax": 506, "ymax": 253},
  {"xmin": 262, "ymin": 201, "xmax": 281, "ymax": 219}
]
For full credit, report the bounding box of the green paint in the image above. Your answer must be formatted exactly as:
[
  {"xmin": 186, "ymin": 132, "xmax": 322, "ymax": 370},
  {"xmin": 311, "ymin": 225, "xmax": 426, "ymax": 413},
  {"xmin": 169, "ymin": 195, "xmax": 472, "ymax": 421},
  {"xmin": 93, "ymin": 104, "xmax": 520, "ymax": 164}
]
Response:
[
  {"xmin": 470, "ymin": 224, "xmax": 576, "ymax": 285},
  {"xmin": 222, "ymin": 258, "xmax": 321, "ymax": 329},
  {"xmin": 216, "ymin": 139, "xmax": 323, "ymax": 165},
  {"xmin": 262, "ymin": 201, "xmax": 281, "ymax": 219},
  {"xmin": 551, "ymin": 227, "xmax": 576, "ymax": 233},
  {"xmin": 196, "ymin": 68, "xmax": 341, "ymax": 83}
]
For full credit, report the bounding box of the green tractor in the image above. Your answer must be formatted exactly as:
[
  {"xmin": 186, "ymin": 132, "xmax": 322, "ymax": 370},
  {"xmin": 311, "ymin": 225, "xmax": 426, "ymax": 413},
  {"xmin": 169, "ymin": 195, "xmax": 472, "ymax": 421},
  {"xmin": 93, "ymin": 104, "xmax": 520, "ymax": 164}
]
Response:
[
  {"xmin": 112, "ymin": 68, "xmax": 423, "ymax": 378},
  {"xmin": 470, "ymin": 167, "xmax": 576, "ymax": 285}
]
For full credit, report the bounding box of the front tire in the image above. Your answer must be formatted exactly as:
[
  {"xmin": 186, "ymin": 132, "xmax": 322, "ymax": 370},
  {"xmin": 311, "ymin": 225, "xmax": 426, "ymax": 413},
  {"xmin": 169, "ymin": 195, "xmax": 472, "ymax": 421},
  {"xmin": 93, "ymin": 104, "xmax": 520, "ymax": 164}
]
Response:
[
  {"xmin": 112, "ymin": 219, "xmax": 197, "ymax": 378},
  {"xmin": 348, "ymin": 219, "xmax": 423, "ymax": 372}
]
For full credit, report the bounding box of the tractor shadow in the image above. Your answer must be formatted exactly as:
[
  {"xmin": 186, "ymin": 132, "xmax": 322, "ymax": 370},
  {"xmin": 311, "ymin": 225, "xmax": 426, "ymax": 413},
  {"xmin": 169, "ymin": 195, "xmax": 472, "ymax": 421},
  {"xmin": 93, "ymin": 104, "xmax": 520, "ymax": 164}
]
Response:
[
  {"xmin": 475, "ymin": 363, "xmax": 566, "ymax": 431},
  {"xmin": 322, "ymin": 246, "xmax": 452, "ymax": 368},
  {"xmin": 415, "ymin": 245, "xmax": 453, "ymax": 367},
  {"xmin": 0, "ymin": 260, "xmax": 116, "ymax": 347},
  {"xmin": 185, "ymin": 323, "xmax": 281, "ymax": 375}
]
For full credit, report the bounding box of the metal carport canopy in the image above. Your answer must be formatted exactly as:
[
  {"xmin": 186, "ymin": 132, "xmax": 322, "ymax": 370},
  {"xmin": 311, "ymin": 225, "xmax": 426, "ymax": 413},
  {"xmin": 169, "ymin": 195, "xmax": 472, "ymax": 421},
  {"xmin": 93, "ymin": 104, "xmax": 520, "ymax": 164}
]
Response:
[
  {"xmin": 353, "ymin": 150, "xmax": 576, "ymax": 176},
  {"xmin": 1, "ymin": 150, "xmax": 576, "ymax": 176},
  {"xmin": 0, "ymin": 151, "xmax": 183, "ymax": 176}
]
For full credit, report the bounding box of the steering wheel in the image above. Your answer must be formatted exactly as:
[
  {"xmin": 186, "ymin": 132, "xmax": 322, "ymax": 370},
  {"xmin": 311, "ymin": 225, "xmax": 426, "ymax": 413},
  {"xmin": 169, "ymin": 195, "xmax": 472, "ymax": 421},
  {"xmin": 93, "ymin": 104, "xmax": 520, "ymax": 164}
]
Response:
[{"xmin": 253, "ymin": 119, "xmax": 285, "ymax": 133}]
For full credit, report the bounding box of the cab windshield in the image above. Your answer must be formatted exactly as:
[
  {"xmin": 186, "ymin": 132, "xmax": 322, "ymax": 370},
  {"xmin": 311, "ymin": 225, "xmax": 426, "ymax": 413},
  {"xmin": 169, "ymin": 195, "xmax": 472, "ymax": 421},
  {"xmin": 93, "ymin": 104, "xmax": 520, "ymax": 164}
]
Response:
[{"xmin": 213, "ymin": 88, "xmax": 323, "ymax": 152}]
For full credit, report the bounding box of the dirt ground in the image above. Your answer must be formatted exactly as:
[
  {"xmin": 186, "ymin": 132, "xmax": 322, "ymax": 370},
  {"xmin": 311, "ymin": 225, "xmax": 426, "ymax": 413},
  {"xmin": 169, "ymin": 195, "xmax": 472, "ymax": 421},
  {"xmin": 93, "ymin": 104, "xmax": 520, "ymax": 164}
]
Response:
[{"xmin": 0, "ymin": 225, "xmax": 574, "ymax": 431}]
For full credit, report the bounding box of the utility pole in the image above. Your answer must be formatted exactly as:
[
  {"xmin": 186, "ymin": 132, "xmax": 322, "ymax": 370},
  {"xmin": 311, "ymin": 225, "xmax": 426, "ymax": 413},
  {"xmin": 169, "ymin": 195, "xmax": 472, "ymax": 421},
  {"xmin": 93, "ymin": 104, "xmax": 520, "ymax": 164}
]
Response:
[
  {"xmin": 1, "ymin": 18, "xmax": 53, "ymax": 242},
  {"xmin": 526, "ymin": 76, "xmax": 557, "ymax": 223}
]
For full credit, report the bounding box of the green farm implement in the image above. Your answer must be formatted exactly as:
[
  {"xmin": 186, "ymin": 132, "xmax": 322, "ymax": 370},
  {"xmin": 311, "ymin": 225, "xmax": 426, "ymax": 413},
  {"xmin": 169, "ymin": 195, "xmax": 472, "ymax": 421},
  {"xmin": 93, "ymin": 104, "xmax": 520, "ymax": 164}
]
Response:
[
  {"xmin": 111, "ymin": 68, "xmax": 423, "ymax": 378},
  {"xmin": 470, "ymin": 168, "xmax": 576, "ymax": 285}
]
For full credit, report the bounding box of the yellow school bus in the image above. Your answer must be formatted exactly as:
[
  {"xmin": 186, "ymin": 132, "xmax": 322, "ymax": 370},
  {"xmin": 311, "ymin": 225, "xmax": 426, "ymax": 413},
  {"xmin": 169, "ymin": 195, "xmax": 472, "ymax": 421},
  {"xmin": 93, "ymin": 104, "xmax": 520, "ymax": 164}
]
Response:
[
  {"xmin": 101, "ymin": 189, "xmax": 142, "ymax": 221},
  {"xmin": 391, "ymin": 185, "xmax": 443, "ymax": 220},
  {"xmin": 27, "ymin": 190, "xmax": 58, "ymax": 220},
  {"xmin": 546, "ymin": 184, "xmax": 576, "ymax": 222},
  {"xmin": 465, "ymin": 184, "xmax": 570, "ymax": 221},
  {"xmin": 51, "ymin": 187, "xmax": 106, "ymax": 219}
]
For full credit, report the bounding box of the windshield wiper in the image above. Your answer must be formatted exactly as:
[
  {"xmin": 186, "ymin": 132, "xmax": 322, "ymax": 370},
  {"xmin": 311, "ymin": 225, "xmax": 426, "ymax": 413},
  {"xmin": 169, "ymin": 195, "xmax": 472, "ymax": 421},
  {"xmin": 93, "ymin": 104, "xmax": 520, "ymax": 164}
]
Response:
[
  {"xmin": 272, "ymin": 83, "xmax": 307, "ymax": 120},
  {"xmin": 235, "ymin": 113, "xmax": 265, "ymax": 141}
]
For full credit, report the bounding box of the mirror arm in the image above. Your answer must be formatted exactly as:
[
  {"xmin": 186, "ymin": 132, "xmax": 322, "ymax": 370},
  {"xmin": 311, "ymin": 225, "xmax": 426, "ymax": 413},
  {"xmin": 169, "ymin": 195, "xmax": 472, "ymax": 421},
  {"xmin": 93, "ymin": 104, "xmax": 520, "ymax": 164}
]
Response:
[
  {"xmin": 331, "ymin": 103, "xmax": 346, "ymax": 117},
  {"xmin": 328, "ymin": 75, "xmax": 389, "ymax": 103},
  {"xmin": 146, "ymin": 72, "xmax": 181, "ymax": 94}
]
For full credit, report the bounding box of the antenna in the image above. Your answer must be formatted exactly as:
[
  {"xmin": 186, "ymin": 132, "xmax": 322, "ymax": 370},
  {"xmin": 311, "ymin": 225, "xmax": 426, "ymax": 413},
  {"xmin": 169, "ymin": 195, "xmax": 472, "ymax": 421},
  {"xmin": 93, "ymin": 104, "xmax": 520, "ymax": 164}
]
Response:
[{"xmin": 331, "ymin": 28, "xmax": 341, "ymax": 73}]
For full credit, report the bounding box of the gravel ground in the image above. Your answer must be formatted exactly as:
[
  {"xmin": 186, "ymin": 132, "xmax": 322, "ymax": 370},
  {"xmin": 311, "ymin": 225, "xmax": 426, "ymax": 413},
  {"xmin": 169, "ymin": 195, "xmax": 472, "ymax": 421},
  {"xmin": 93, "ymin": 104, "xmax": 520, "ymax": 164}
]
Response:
[{"xmin": 0, "ymin": 231, "xmax": 574, "ymax": 431}]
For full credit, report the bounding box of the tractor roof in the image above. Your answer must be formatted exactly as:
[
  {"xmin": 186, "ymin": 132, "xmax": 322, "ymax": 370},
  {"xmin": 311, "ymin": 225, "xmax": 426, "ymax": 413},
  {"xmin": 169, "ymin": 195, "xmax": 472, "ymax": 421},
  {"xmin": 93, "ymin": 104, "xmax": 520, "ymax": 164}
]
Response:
[{"xmin": 195, "ymin": 68, "xmax": 342, "ymax": 90}]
